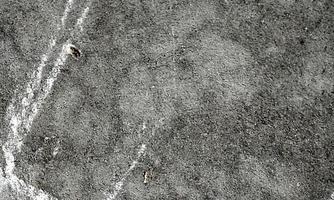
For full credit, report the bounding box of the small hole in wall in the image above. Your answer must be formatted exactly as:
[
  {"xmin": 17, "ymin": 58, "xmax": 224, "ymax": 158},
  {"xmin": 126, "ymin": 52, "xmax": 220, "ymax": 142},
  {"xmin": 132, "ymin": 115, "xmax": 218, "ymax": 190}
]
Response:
[{"xmin": 299, "ymin": 38, "xmax": 305, "ymax": 45}]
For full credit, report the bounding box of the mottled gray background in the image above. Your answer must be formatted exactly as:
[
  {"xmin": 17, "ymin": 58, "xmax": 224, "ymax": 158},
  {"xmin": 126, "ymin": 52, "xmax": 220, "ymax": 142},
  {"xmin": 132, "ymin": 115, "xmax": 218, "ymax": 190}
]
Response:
[{"xmin": 0, "ymin": 0, "xmax": 334, "ymax": 199}]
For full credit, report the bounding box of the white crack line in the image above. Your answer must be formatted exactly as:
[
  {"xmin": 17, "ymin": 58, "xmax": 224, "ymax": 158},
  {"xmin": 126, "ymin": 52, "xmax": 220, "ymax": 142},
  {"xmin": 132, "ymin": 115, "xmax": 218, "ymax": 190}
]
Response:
[
  {"xmin": 105, "ymin": 120, "xmax": 164, "ymax": 200},
  {"xmin": 76, "ymin": 4, "xmax": 91, "ymax": 32},
  {"xmin": 25, "ymin": 42, "xmax": 70, "ymax": 132},
  {"xmin": 27, "ymin": 2, "xmax": 92, "ymax": 129},
  {"xmin": 30, "ymin": 2, "xmax": 92, "ymax": 123},
  {"xmin": 106, "ymin": 144, "xmax": 147, "ymax": 200},
  {"xmin": 59, "ymin": 0, "xmax": 74, "ymax": 30},
  {"xmin": 1, "ymin": 0, "xmax": 92, "ymax": 199},
  {"xmin": 2, "ymin": 35, "xmax": 60, "ymax": 200}
]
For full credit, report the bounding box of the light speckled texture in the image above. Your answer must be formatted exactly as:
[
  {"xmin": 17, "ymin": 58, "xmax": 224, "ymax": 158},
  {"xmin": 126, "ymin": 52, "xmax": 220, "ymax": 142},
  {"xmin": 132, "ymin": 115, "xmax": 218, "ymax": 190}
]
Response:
[{"xmin": 0, "ymin": 0, "xmax": 333, "ymax": 199}]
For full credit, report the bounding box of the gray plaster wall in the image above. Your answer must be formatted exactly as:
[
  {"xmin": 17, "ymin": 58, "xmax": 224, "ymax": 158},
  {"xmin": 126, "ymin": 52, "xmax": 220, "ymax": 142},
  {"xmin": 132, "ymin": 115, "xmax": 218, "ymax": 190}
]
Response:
[{"xmin": 0, "ymin": 0, "xmax": 333, "ymax": 199}]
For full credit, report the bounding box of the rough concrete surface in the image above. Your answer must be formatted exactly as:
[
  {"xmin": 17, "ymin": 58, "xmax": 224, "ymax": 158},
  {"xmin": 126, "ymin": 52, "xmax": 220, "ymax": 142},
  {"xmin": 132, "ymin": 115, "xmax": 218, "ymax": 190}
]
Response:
[{"xmin": 0, "ymin": 0, "xmax": 333, "ymax": 199}]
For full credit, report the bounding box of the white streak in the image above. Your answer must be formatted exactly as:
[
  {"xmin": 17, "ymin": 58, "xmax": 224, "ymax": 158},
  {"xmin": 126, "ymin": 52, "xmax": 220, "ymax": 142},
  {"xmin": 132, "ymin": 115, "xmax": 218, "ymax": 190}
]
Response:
[
  {"xmin": 1, "ymin": 0, "xmax": 91, "ymax": 199},
  {"xmin": 1, "ymin": 35, "xmax": 57, "ymax": 200},
  {"xmin": 105, "ymin": 122, "xmax": 163, "ymax": 200},
  {"xmin": 52, "ymin": 141, "xmax": 60, "ymax": 157},
  {"xmin": 2, "ymin": 32, "xmax": 59, "ymax": 200},
  {"xmin": 20, "ymin": 38, "xmax": 57, "ymax": 131},
  {"xmin": 75, "ymin": 5, "xmax": 90, "ymax": 32},
  {"xmin": 22, "ymin": 0, "xmax": 92, "ymax": 132},
  {"xmin": 60, "ymin": 0, "xmax": 74, "ymax": 30},
  {"xmin": 7, "ymin": 175, "xmax": 55, "ymax": 200},
  {"xmin": 25, "ymin": 42, "xmax": 70, "ymax": 131},
  {"xmin": 106, "ymin": 144, "xmax": 147, "ymax": 200}
]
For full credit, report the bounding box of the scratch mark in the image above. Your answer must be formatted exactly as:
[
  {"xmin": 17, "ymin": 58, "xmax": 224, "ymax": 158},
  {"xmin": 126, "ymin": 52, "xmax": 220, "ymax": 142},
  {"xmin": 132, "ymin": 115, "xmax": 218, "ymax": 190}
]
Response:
[
  {"xmin": 1, "ymin": 38, "xmax": 59, "ymax": 200},
  {"xmin": 25, "ymin": 42, "xmax": 71, "ymax": 132},
  {"xmin": 106, "ymin": 144, "xmax": 147, "ymax": 200},
  {"xmin": 1, "ymin": 0, "xmax": 91, "ymax": 199},
  {"xmin": 104, "ymin": 120, "xmax": 164, "ymax": 199},
  {"xmin": 75, "ymin": 4, "xmax": 90, "ymax": 32},
  {"xmin": 59, "ymin": 0, "xmax": 74, "ymax": 30}
]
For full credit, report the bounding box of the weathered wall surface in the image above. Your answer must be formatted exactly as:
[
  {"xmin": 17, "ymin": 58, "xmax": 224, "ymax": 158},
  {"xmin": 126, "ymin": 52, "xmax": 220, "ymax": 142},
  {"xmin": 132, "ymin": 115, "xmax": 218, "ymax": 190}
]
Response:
[{"xmin": 1, "ymin": 0, "xmax": 333, "ymax": 199}]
